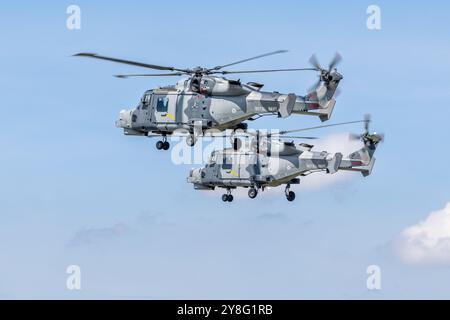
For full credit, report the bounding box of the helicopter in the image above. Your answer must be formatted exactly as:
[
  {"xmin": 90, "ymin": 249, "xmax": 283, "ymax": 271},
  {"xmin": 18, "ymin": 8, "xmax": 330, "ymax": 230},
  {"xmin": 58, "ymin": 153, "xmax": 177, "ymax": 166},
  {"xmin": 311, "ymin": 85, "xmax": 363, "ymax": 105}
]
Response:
[
  {"xmin": 187, "ymin": 115, "xmax": 383, "ymax": 202},
  {"xmin": 74, "ymin": 50, "xmax": 343, "ymax": 150}
]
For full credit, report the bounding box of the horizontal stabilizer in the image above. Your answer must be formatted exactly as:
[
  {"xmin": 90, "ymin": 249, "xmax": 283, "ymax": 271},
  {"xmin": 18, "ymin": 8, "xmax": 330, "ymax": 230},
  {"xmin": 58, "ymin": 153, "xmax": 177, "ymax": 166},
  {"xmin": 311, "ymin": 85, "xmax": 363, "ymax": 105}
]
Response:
[
  {"xmin": 360, "ymin": 157, "xmax": 376, "ymax": 177},
  {"xmin": 340, "ymin": 157, "xmax": 376, "ymax": 177},
  {"xmin": 319, "ymin": 99, "xmax": 336, "ymax": 122}
]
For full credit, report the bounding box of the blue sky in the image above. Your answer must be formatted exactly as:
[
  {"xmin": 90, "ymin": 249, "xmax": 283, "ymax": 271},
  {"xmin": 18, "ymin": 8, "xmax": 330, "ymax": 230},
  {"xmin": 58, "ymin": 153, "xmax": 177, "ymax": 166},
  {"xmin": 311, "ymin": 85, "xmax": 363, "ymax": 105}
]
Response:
[{"xmin": 0, "ymin": 0, "xmax": 450, "ymax": 299}]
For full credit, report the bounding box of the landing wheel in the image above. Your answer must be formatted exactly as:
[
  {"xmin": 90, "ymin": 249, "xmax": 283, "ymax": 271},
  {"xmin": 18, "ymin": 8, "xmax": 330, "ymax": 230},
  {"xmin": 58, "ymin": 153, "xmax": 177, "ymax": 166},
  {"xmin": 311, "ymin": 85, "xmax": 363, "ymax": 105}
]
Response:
[
  {"xmin": 286, "ymin": 191, "xmax": 296, "ymax": 202},
  {"xmin": 222, "ymin": 189, "xmax": 233, "ymax": 202},
  {"xmin": 186, "ymin": 135, "xmax": 197, "ymax": 147},
  {"xmin": 248, "ymin": 188, "xmax": 258, "ymax": 199},
  {"xmin": 156, "ymin": 141, "xmax": 164, "ymax": 150},
  {"xmin": 285, "ymin": 183, "xmax": 296, "ymax": 202},
  {"xmin": 222, "ymin": 194, "xmax": 234, "ymax": 202},
  {"xmin": 162, "ymin": 141, "xmax": 170, "ymax": 150}
]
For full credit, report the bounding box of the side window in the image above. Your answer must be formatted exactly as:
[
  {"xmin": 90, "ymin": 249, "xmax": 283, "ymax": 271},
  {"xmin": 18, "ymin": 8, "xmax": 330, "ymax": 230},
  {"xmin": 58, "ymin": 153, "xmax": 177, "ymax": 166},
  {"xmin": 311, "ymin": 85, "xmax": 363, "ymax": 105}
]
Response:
[
  {"xmin": 222, "ymin": 156, "xmax": 232, "ymax": 170},
  {"xmin": 142, "ymin": 93, "xmax": 151, "ymax": 110},
  {"xmin": 156, "ymin": 97, "xmax": 169, "ymax": 112}
]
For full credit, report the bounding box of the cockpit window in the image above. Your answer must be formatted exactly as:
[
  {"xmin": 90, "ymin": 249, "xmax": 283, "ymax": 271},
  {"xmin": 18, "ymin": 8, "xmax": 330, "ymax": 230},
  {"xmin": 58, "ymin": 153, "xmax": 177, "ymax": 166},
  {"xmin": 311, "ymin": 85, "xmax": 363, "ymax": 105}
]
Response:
[
  {"xmin": 222, "ymin": 155, "xmax": 232, "ymax": 170},
  {"xmin": 156, "ymin": 97, "xmax": 169, "ymax": 112},
  {"xmin": 142, "ymin": 93, "xmax": 151, "ymax": 109}
]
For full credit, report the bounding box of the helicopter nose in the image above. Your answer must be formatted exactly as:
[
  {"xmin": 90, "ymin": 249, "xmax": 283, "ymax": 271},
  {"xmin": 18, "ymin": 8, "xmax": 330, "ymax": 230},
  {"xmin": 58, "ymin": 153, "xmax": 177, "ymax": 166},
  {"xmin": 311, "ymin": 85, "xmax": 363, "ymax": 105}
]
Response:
[
  {"xmin": 115, "ymin": 109, "xmax": 132, "ymax": 128},
  {"xmin": 187, "ymin": 168, "xmax": 202, "ymax": 183}
]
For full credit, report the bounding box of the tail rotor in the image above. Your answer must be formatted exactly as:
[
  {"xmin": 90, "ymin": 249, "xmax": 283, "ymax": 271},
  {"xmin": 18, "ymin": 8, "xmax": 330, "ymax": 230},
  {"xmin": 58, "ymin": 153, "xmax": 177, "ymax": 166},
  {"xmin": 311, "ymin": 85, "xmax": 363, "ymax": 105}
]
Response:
[
  {"xmin": 328, "ymin": 53, "xmax": 342, "ymax": 73},
  {"xmin": 308, "ymin": 53, "xmax": 343, "ymax": 92},
  {"xmin": 349, "ymin": 114, "xmax": 384, "ymax": 145}
]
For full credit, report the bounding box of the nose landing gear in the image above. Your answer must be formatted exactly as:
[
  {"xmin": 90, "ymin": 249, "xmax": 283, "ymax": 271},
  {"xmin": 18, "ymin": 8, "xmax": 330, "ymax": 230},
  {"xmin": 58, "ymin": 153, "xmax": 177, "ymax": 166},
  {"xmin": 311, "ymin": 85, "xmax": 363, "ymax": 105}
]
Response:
[
  {"xmin": 156, "ymin": 136, "xmax": 170, "ymax": 151},
  {"xmin": 222, "ymin": 188, "xmax": 234, "ymax": 202}
]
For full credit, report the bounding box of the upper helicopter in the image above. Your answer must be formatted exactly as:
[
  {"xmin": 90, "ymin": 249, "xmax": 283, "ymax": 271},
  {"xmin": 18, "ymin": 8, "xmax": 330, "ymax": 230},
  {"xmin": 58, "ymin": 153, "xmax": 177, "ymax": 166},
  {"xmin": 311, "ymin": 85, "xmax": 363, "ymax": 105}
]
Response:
[{"xmin": 74, "ymin": 50, "xmax": 343, "ymax": 150}]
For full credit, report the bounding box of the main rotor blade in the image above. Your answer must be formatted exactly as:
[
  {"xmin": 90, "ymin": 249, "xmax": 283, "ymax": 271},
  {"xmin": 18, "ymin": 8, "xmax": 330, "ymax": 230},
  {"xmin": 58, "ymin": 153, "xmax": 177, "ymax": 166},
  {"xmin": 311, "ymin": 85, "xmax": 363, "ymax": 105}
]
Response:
[
  {"xmin": 258, "ymin": 132, "xmax": 318, "ymax": 139},
  {"xmin": 73, "ymin": 53, "xmax": 189, "ymax": 73},
  {"xmin": 213, "ymin": 68, "xmax": 316, "ymax": 75},
  {"xmin": 114, "ymin": 72, "xmax": 186, "ymax": 78},
  {"xmin": 279, "ymin": 120, "xmax": 367, "ymax": 135},
  {"xmin": 277, "ymin": 136, "xmax": 318, "ymax": 139},
  {"xmin": 208, "ymin": 50, "xmax": 288, "ymax": 71}
]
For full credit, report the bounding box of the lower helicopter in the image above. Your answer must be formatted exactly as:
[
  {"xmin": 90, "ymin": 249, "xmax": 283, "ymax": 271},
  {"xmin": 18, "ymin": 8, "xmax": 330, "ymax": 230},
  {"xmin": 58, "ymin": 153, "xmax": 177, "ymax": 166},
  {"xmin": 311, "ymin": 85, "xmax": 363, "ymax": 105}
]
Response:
[{"xmin": 187, "ymin": 115, "xmax": 383, "ymax": 202}]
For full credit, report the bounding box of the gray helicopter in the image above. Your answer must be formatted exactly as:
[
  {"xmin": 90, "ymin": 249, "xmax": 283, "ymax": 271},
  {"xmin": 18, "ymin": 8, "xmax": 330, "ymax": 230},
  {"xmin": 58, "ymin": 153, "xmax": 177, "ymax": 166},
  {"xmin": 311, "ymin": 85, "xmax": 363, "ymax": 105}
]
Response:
[
  {"xmin": 187, "ymin": 116, "xmax": 383, "ymax": 202},
  {"xmin": 74, "ymin": 50, "xmax": 343, "ymax": 150}
]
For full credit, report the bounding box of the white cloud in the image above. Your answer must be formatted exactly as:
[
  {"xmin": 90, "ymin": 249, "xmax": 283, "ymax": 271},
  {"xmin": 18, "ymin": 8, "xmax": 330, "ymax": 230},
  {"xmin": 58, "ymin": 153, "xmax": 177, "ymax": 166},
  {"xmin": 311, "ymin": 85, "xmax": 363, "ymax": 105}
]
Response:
[
  {"xmin": 311, "ymin": 132, "xmax": 363, "ymax": 155},
  {"xmin": 68, "ymin": 222, "xmax": 131, "ymax": 247},
  {"xmin": 393, "ymin": 202, "xmax": 450, "ymax": 265},
  {"xmin": 298, "ymin": 132, "xmax": 363, "ymax": 191}
]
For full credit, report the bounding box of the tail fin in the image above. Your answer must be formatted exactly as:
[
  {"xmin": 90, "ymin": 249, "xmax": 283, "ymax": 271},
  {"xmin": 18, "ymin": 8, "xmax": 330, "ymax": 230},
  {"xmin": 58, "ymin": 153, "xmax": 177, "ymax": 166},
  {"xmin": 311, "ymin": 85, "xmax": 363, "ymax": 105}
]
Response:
[
  {"xmin": 292, "ymin": 70, "xmax": 343, "ymax": 122},
  {"xmin": 339, "ymin": 133, "xmax": 383, "ymax": 177}
]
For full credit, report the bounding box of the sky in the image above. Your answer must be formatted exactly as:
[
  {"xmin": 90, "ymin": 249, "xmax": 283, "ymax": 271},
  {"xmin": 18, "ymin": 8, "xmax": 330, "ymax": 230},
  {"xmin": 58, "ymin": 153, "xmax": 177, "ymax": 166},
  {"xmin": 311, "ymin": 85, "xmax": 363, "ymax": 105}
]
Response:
[{"xmin": 0, "ymin": 0, "xmax": 450, "ymax": 299}]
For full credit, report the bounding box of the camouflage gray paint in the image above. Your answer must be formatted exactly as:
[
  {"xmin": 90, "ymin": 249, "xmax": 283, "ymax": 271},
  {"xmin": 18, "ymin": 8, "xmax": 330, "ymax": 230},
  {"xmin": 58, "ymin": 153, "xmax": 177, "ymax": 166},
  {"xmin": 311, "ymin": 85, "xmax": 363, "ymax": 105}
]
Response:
[
  {"xmin": 187, "ymin": 130, "xmax": 382, "ymax": 201},
  {"xmin": 115, "ymin": 73, "xmax": 342, "ymax": 142}
]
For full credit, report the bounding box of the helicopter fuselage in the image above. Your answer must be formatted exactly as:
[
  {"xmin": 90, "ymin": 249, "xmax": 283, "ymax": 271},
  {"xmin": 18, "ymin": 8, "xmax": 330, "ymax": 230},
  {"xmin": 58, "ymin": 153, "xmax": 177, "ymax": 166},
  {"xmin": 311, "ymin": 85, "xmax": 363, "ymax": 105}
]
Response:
[
  {"xmin": 188, "ymin": 143, "xmax": 341, "ymax": 190},
  {"xmin": 115, "ymin": 75, "xmax": 339, "ymax": 141},
  {"xmin": 187, "ymin": 134, "xmax": 380, "ymax": 202}
]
